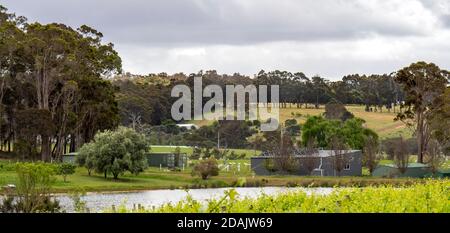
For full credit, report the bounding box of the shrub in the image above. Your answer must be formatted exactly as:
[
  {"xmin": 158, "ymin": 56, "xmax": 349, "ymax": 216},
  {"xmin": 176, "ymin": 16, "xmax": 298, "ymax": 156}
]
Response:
[
  {"xmin": 57, "ymin": 163, "xmax": 77, "ymax": 182},
  {"xmin": 0, "ymin": 162, "xmax": 60, "ymax": 213},
  {"xmin": 191, "ymin": 158, "xmax": 219, "ymax": 180}
]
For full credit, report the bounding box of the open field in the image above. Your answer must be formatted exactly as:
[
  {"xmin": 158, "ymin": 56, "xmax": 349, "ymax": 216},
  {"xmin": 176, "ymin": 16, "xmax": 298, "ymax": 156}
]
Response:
[{"xmin": 190, "ymin": 104, "xmax": 411, "ymax": 139}]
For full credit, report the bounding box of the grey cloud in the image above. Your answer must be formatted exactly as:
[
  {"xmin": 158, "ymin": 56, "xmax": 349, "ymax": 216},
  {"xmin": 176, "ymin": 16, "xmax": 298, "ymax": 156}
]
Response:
[
  {"xmin": 1, "ymin": 0, "xmax": 443, "ymax": 46},
  {"xmin": 418, "ymin": 0, "xmax": 450, "ymax": 27},
  {"xmin": 2, "ymin": 0, "xmax": 449, "ymax": 78}
]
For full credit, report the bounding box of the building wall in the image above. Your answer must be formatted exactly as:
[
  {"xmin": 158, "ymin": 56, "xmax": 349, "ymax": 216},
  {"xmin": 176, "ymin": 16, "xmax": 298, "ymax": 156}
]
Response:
[
  {"xmin": 62, "ymin": 156, "xmax": 76, "ymax": 164},
  {"xmin": 146, "ymin": 153, "xmax": 187, "ymax": 168},
  {"xmin": 251, "ymin": 151, "xmax": 362, "ymax": 176}
]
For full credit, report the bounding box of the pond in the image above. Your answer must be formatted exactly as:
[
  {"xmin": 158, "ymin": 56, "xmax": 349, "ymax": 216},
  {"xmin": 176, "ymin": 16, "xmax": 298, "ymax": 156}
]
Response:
[{"xmin": 56, "ymin": 187, "xmax": 334, "ymax": 213}]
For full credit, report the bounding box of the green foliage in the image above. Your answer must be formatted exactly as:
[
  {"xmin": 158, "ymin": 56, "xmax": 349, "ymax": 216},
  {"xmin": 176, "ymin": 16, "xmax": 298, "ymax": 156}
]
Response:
[
  {"xmin": 394, "ymin": 61, "xmax": 449, "ymax": 162},
  {"xmin": 76, "ymin": 143, "xmax": 96, "ymax": 176},
  {"xmin": 191, "ymin": 158, "xmax": 219, "ymax": 180},
  {"xmin": 57, "ymin": 163, "xmax": 77, "ymax": 182},
  {"xmin": 78, "ymin": 127, "xmax": 149, "ymax": 179},
  {"xmin": 428, "ymin": 88, "xmax": 450, "ymax": 155},
  {"xmin": 302, "ymin": 115, "xmax": 378, "ymax": 149},
  {"xmin": 324, "ymin": 100, "xmax": 354, "ymax": 121},
  {"xmin": 284, "ymin": 119, "xmax": 301, "ymax": 137},
  {"xmin": 0, "ymin": 162, "xmax": 61, "ymax": 213},
  {"xmin": 0, "ymin": 6, "xmax": 121, "ymax": 162},
  {"xmin": 111, "ymin": 180, "xmax": 449, "ymax": 213}
]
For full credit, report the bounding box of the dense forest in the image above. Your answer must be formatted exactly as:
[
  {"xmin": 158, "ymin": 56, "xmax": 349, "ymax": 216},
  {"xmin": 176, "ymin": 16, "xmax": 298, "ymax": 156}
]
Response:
[{"xmin": 1, "ymin": 5, "xmax": 449, "ymax": 163}]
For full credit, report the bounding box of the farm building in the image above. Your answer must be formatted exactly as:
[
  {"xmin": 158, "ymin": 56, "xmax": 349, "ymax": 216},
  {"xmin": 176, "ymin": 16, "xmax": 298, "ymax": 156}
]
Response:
[
  {"xmin": 146, "ymin": 152, "xmax": 188, "ymax": 168},
  {"xmin": 251, "ymin": 150, "xmax": 362, "ymax": 176},
  {"xmin": 372, "ymin": 163, "xmax": 430, "ymax": 178},
  {"xmin": 62, "ymin": 152, "xmax": 78, "ymax": 164}
]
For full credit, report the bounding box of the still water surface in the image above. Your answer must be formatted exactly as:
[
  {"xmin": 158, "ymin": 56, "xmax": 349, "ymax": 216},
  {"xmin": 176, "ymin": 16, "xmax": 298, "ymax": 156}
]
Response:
[{"xmin": 56, "ymin": 187, "xmax": 334, "ymax": 212}]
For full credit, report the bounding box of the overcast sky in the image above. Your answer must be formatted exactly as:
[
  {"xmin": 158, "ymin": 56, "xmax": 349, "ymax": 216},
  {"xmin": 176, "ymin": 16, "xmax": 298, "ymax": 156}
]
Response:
[{"xmin": 1, "ymin": 0, "xmax": 450, "ymax": 79}]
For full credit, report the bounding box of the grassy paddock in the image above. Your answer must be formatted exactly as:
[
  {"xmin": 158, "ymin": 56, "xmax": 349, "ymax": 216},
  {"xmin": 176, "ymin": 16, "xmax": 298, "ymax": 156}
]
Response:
[{"xmin": 191, "ymin": 105, "xmax": 411, "ymax": 139}]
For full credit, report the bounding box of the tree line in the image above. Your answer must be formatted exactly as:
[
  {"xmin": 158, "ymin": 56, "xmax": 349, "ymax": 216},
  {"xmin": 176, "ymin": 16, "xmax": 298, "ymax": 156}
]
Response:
[
  {"xmin": 116, "ymin": 69, "xmax": 406, "ymax": 129},
  {"xmin": 0, "ymin": 5, "xmax": 121, "ymax": 161}
]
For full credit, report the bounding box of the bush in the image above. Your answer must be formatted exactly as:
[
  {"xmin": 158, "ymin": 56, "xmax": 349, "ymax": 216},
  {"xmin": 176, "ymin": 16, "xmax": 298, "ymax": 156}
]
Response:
[
  {"xmin": 191, "ymin": 158, "xmax": 219, "ymax": 180},
  {"xmin": 0, "ymin": 162, "xmax": 61, "ymax": 213},
  {"xmin": 57, "ymin": 163, "xmax": 77, "ymax": 182}
]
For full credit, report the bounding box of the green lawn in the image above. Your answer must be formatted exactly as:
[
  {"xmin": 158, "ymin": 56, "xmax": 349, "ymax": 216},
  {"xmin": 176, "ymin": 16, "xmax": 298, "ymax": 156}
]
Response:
[
  {"xmin": 150, "ymin": 146, "xmax": 193, "ymax": 154},
  {"xmin": 149, "ymin": 145, "xmax": 260, "ymax": 158}
]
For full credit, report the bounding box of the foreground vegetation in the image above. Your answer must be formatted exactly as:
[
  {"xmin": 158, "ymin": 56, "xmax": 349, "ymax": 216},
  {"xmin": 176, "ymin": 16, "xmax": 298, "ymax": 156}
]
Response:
[{"xmin": 107, "ymin": 180, "xmax": 450, "ymax": 213}]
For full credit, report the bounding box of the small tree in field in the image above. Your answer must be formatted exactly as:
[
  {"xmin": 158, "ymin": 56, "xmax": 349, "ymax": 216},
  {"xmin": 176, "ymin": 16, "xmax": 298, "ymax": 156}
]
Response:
[
  {"xmin": 76, "ymin": 143, "xmax": 96, "ymax": 176},
  {"xmin": 78, "ymin": 127, "xmax": 149, "ymax": 179},
  {"xmin": 324, "ymin": 100, "xmax": 354, "ymax": 121},
  {"xmin": 363, "ymin": 136, "xmax": 380, "ymax": 175},
  {"xmin": 192, "ymin": 158, "xmax": 219, "ymax": 180},
  {"xmin": 394, "ymin": 137, "xmax": 410, "ymax": 174},
  {"xmin": 57, "ymin": 163, "xmax": 76, "ymax": 182}
]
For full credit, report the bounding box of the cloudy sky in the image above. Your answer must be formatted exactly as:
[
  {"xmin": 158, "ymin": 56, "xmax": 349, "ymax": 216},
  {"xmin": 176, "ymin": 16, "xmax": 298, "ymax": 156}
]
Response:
[{"xmin": 2, "ymin": 0, "xmax": 450, "ymax": 79}]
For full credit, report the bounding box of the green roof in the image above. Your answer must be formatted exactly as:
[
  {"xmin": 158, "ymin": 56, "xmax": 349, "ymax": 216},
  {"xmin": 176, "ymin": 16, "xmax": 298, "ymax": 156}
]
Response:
[
  {"xmin": 437, "ymin": 168, "xmax": 450, "ymax": 174},
  {"xmin": 383, "ymin": 163, "xmax": 429, "ymax": 168}
]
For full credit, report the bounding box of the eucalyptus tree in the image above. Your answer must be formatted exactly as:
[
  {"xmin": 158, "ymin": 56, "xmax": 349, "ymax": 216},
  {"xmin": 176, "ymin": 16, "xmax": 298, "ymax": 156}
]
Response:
[{"xmin": 394, "ymin": 62, "xmax": 449, "ymax": 163}]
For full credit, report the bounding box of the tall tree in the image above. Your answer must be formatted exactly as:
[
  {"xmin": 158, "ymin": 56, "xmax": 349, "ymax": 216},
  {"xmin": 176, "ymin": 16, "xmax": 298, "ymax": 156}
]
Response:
[{"xmin": 394, "ymin": 62, "xmax": 449, "ymax": 163}]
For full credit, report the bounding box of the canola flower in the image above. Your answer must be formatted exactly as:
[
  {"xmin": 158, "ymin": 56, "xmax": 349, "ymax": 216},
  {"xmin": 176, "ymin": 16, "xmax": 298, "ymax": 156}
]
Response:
[{"xmin": 106, "ymin": 179, "xmax": 449, "ymax": 213}]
